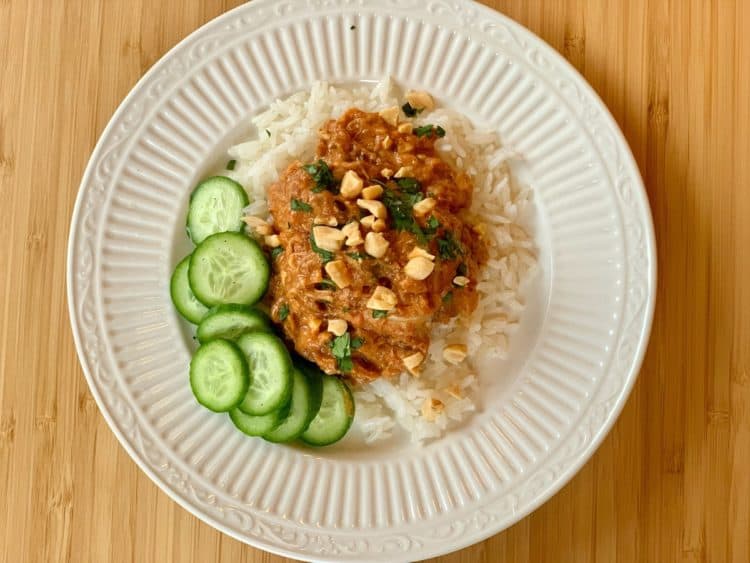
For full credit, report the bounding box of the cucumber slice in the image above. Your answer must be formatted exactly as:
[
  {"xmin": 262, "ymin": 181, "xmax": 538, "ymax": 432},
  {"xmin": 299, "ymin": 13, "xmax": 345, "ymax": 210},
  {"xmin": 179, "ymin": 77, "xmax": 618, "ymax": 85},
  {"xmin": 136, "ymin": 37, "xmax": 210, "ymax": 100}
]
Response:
[
  {"xmin": 263, "ymin": 368, "xmax": 321, "ymax": 443},
  {"xmin": 196, "ymin": 305, "xmax": 271, "ymax": 343},
  {"xmin": 170, "ymin": 255, "xmax": 209, "ymax": 324},
  {"xmin": 190, "ymin": 339, "xmax": 249, "ymax": 412},
  {"xmin": 189, "ymin": 232, "xmax": 269, "ymax": 307},
  {"xmin": 235, "ymin": 332, "xmax": 293, "ymax": 415},
  {"xmin": 301, "ymin": 375, "xmax": 355, "ymax": 446},
  {"xmin": 229, "ymin": 407, "xmax": 285, "ymax": 437},
  {"xmin": 187, "ymin": 176, "xmax": 249, "ymax": 244}
]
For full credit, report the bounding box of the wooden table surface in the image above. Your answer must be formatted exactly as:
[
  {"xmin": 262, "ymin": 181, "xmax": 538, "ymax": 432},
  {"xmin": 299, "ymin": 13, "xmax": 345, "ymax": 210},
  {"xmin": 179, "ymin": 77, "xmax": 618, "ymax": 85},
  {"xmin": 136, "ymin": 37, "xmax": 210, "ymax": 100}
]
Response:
[{"xmin": 2, "ymin": 1, "xmax": 749, "ymax": 561}]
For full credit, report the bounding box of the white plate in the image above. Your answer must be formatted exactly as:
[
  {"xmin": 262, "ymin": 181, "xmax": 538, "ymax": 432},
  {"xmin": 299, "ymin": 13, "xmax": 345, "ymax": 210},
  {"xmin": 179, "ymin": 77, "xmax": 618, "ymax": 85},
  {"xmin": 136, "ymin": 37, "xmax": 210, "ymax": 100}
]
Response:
[{"xmin": 67, "ymin": 1, "xmax": 656, "ymax": 561}]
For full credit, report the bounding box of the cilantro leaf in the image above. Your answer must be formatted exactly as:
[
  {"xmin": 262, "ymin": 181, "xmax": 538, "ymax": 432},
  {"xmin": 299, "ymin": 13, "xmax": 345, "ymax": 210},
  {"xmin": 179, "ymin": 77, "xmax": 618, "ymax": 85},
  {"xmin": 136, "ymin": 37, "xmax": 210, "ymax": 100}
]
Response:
[
  {"xmin": 317, "ymin": 279, "xmax": 338, "ymax": 290},
  {"xmin": 424, "ymin": 215, "xmax": 440, "ymax": 236},
  {"xmin": 414, "ymin": 124, "xmax": 447, "ymax": 138},
  {"xmin": 372, "ymin": 309, "xmax": 388, "ymax": 319},
  {"xmin": 226, "ymin": 159, "xmax": 237, "ymax": 171},
  {"xmin": 278, "ymin": 303, "xmax": 290, "ymax": 321},
  {"xmin": 402, "ymin": 102, "xmax": 423, "ymax": 117},
  {"xmin": 291, "ymin": 198, "xmax": 312, "ymax": 212},
  {"xmin": 437, "ymin": 231, "xmax": 464, "ymax": 260},
  {"xmin": 303, "ymin": 159, "xmax": 337, "ymax": 193},
  {"xmin": 270, "ymin": 246, "xmax": 284, "ymax": 260},
  {"xmin": 395, "ymin": 177, "xmax": 421, "ymax": 192},
  {"xmin": 346, "ymin": 251, "xmax": 368, "ymax": 261},
  {"xmin": 442, "ymin": 291, "xmax": 454, "ymax": 303},
  {"xmin": 328, "ymin": 332, "xmax": 363, "ymax": 373}
]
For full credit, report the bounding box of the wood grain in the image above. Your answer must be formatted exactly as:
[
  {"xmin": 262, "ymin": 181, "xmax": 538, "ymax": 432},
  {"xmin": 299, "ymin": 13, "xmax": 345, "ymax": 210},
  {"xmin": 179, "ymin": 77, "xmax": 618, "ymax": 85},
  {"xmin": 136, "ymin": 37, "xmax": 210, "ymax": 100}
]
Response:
[{"xmin": 1, "ymin": 0, "xmax": 748, "ymax": 561}]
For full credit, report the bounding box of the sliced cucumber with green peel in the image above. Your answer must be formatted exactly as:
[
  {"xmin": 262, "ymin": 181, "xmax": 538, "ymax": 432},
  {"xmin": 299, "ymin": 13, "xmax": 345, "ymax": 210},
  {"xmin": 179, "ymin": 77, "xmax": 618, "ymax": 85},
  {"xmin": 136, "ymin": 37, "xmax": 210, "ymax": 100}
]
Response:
[
  {"xmin": 229, "ymin": 407, "xmax": 285, "ymax": 437},
  {"xmin": 301, "ymin": 375, "xmax": 355, "ymax": 446},
  {"xmin": 197, "ymin": 305, "xmax": 271, "ymax": 343},
  {"xmin": 170, "ymin": 255, "xmax": 209, "ymax": 323},
  {"xmin": 190, "ymin": 339, "xmax": 249, "ymax": 412},
  {"xmin": 235, "ymin": 332, "xmax": 293, "ymax": 415},
  {"xmin": 263, "ymin": 368, "xmax": 322, "ymax": 443},
  {"xmin": 189, "ymin": 232, "xmax": 269, "ymax": 307},
  {"xmin": 187, "ymin": 176, "xmax": 249, "ymax": 244}
]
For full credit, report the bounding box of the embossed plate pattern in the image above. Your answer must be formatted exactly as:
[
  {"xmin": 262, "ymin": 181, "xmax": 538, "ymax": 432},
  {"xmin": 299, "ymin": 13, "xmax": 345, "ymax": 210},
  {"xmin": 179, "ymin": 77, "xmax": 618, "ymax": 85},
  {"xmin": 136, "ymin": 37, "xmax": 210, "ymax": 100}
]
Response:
[{"xmin": 67, "ymin": 0, "xmax": 656, "ymax": 561}]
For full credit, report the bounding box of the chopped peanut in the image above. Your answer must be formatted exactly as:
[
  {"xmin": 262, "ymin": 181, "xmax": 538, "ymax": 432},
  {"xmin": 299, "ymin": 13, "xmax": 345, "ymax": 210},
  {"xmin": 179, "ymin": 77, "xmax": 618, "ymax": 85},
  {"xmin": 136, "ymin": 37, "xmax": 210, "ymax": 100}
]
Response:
[
  {"xmin": 307, "ymin": 317, "xmax": 323, "ymax": 332},
  {"xmin": 412, "ymin": 197, "xmax": 436, "ymax": 217},
  {"xmin": 402, "ymin": 352, "xmax": 425, "ymax": 376},
  {"xmin": 243, "ymin": 216, "xmax": 273, "ymax": 236},
  {"xmin": 398, "ymin": 122, "xmax": 413, "ymax": 134},
  {"xmin": 264, "ymin": 234, "xmax": 281, "ymax": 248},
  {"xmin": 364, "ymin": 232, "xmax": 389, "ymax": 258},
  {"xmin": 394, "ymin": 166, "xmax": 414, "ymax": 178},
  {"xmin": 404, "ymin": 256, "xmax": 435, "ymax": 280},
  {"xmin": 408, "ymin": 246, "xmax": 436, "ymax": 261},
  {"xmin": 453, "ymin": 276, "xmax": 470, "ymax": 287},
  {"xmin": 378, "ymin": 106, "xmax": 400, "ymax": 126},
  {"xmin": 421, "ymin": 397, "xmax": 444, "ymax": 421},
  {"xmin": 357, "ymin": 199, "xmax": 388, "ymax": 219},
  {"xmin": 340, "ymin": 170, "xmax": 364, "ymax": 199},
  {"xmin": 327, "ymin": 319, "xmax": 348, "ymax": 337},
  {"xmin": 442, "ymin": 344, "xmax": 468, "ymax": 365},
  {"xmin": 360, "ymin": 215, "xmax": 377, "ymax": 230},
  {"xmin": 361, "ymin": 185, "xmax": 383, "ymax": 200},
  {"xmin": 312, "ymin": 225, "xmax": 346, "ymax": 252},
  {"xmin": 382, "ymin": 135, "xmax": 393, "ymax": 150},
  {"xmin": 380, "ymin": 168, "xmax": 394, "ymax": 179},
  {"xmin": 372, "ymin": 219, "xmax": 387, "ymax": 232},
  {"xmin": 406, "ymin": 90, "xmax": 435, "ymax": 111},
  {"xmin": 342, "ymin": 221, "xmax": 364, "ymax": 246},
  {"xmin": 314, "ymin": 216, "xmax": 338, "ymax": 226},
  {"xmin": 366, "ymin": 285, "xmax": 398, "ymax": 311},
  {"xmin": 324, "ymin": 260, "xmax": 352, "ymax": 288}
]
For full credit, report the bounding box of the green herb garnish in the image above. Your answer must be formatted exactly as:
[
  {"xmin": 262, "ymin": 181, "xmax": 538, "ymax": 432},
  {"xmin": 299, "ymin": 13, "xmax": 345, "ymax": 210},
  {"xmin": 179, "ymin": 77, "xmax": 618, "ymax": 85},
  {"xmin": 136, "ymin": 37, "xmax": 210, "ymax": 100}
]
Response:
[
  {"xmin": 414, "ymin": 124, "xmax": 446, "ymax": 138},
  {"xmin": 291, "ymin": 198, "xmax": 312, "ymax": 212},
  {"xmin": 270, "ymin": 246, "xmax": 284, "ymax": 260},
  {"xmin": 347, "ymin": 251, "xmax": 368, "ymax": 261},
  {"xmin": 303, "ymin": 159, "xmax": 337, "ymax": 193},
  {"xmin": 395, "ymin": 177, "xmax": 421, "ymax": 192},
  {"xmin": 226, "ymin": 159, "xmax": 237, "ymax": 170},
  {"xmin": 402, "ymin": 102, "xmax": 423, "ymax": 118},
  {"xmin": 437, "ymin": 231, "xmax": 464, "ymax": 260},
  {"xmin": 329, "ymin": 332, "xmax": 364, "ymax": 373},
  {"xmin": 278, "ymin": 303, "xmax": 290, "ymax": 321},
  {"xmin": 317, "ymin": 279, "xmax": 338, "ymax": 290},
  {"xmin": 442, "ymin": 291, "xmax": 454, "ymax": 303},
  {"xmin": 383, "ymin": 188, "xmax": 424, "ymax": 233},
  {"xmin": 372, "ymin": 310, "xmax": 388, "ymax": 319},
  {"xmin": 265, "ymin": 129, "xmax": 271, "ymax": 137},
  {"xmin": 424, "ymin": 215, "xmax": 440, "ymax": 236},
  {"xmin": 309, "ymin": 231, "xmax": 335, "ymax": 263}
]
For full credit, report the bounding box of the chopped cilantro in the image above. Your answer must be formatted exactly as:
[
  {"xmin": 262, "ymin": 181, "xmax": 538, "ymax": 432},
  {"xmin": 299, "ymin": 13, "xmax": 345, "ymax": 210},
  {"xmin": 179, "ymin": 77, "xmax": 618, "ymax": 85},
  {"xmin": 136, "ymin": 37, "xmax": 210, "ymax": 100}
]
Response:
[
  {"xmin": 424, "ymin": 215, "xmax": 440, "ymax": 236},
  {"xmin": 402, "ymin": 102, "xmax": 423, "ymax": 117},
  {"xmin": 347, "ymin": 251, "xmax": 368, "ymax": 261},
  {"xmin": 270, "ymin": 246, "xmax": 284, "ymax": 260},
  {"xmin": 317, "ymin": 279, "xmax": 338, "ymax": 290},
  {"xmin": 437, "ymin": 231, "xmax": 464, "ymax": 260},
  {"xmin": 329, "ymin": 332, "xmax": 363, "ymax": 373},
  {"xmin": 265, "ymin": 129, "xmax": 271, "ymax": 137},
  {"xmin": 442, "ymin": 291, "xmax": 454, "ymax": 303},
  {"xmin": 414, "ymin": 124, "xmax": 446, "ymax": 138},
  {"xmin": 226, "ymin": 159, "xmax": 237, "ymax": 170},
  {"xmin": 303, "ymin": 159, "xmax": 337, "ymax": 193},
  {"xmin": 278, "ymin": 303, "xmax": 290, "ymax": 321},
  {"xmin": 395, "ymin": 177, "xmax": 421, "ymax": 192},
  {"xmin": 372, "ymin": 309, "xmax": 388, "ymax": 319},
  {"xmin": 291, "ymin": 198, "xmax": 312, "ymax": 212},
  {"xmin": 309, "ymin": 231, "xmax": 335, "ymax": 263},
  {"xmin": 383, "ymin": 187, "xmax": 424, "ymax": 233}
]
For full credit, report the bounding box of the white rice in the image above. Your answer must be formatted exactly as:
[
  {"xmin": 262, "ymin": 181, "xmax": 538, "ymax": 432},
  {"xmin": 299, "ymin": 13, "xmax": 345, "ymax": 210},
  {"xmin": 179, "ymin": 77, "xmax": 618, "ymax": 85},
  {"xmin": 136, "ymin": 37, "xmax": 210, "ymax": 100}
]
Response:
[{"xmin": 227, "ymin": 78, "xmax": 537, "ymax": 444}]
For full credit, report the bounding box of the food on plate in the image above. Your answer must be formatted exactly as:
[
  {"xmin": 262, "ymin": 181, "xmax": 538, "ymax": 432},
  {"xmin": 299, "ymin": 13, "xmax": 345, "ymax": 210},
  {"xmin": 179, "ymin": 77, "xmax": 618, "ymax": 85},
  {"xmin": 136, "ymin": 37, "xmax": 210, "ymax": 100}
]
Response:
[{"xmin": 170, "ymin": 79, "xmax": 537, "ymax": 446}]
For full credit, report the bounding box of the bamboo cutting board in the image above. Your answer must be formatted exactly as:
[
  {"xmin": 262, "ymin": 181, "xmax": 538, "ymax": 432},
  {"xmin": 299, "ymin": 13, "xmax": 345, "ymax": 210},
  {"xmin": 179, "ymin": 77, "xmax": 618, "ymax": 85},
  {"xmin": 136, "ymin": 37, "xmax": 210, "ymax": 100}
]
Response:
[{"xmin": 1, "ymin": 1, "xmax": 749, "ymax": 562}]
